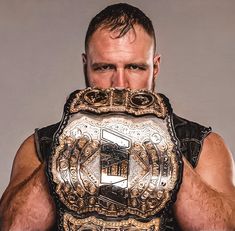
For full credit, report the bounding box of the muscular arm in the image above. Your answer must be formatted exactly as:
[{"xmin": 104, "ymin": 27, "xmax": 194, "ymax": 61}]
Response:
[
  {"xmin": 174, "ymin": 132, "xmax": 235, "ymax": 230},
  {"xmin": 0, "ymin": 135, "xmax": 56, "ymax": 231}
]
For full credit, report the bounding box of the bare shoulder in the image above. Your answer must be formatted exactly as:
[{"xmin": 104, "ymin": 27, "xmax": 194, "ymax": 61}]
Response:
[
  {"xmin": 195, "ymin": 132, "xmax": 235, "ymax": 194},
  {"xmin": 0, "ymin": 135, "xmax": 56, "ymax": 230},
  {"xmin": 8, "ymin": 134, "xmax": 42, "ymax": 189}
]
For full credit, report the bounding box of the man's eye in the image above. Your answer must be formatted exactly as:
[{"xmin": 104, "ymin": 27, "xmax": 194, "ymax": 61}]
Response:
[
  {"xmin": 94, "ymin": 65, "xmax": 113, "ymax": 71},
  {"xmin": 128, "ymin": 65, "xmax": 146, "ymax": 71}
]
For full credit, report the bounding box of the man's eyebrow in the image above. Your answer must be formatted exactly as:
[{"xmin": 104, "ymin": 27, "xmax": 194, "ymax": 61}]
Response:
[
  {"xmin": 91, "ymin": 62, "xmax": 149, "ymax": 69},
  {"xmin": 125, "ymin": 63, "xmax": 149, "ymax": 68}
]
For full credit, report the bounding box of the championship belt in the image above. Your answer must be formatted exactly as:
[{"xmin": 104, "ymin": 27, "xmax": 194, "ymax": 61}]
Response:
[{"xmin": 47, "ymin": 88, "xmax": 183, "ymax": 231}]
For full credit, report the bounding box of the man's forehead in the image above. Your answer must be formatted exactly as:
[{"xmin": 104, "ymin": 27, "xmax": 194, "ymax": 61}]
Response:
[{"xmin": 87, "ymin": 24, "xmax": 155, "ymax": 53}]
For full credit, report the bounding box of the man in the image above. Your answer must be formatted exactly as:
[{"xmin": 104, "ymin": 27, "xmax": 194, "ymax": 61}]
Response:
[{"xmin": 0, "ymin": 3, "xmax": 235, "ymax": 231}]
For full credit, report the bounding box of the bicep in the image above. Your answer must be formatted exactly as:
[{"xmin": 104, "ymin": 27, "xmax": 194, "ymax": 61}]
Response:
[
  {"xmin": 195, "ymin": 132, "xmax": 235, "ymax": 195},
  {"xmin": 0, "ymin": 135, "xmax": 56, "ymax": 230},
  {"xmin": 8, "ymin": 134, "xmax": 42, "ymax": 189}
]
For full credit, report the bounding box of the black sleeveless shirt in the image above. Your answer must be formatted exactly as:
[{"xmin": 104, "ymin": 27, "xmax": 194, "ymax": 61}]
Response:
[{"xmin": 34, "ymin": 113, "xmax": 211, "ymax": 230}]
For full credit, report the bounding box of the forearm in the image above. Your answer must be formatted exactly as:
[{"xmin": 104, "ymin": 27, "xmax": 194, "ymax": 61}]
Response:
[
  {"xmin": 174, "ymin": 158, "xmax": 235, "ymax": 231},
  {"xmin": 0, "ymin": 164, "xmax": 55, "ymax": 231}
]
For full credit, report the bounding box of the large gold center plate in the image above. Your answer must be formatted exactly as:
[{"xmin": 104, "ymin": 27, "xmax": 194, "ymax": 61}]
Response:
[{"xmin": 52, "ymin": 113, "xmax": 178, "ymax": 217}]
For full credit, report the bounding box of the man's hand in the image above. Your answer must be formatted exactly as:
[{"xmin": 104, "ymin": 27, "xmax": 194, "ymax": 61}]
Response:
[
  {"xmin": 174, "ymin": 132, "xmax": 235, "ymax": 230},
  {"xmin": 0, "ymin": 135, "xmax": 56, "ymax": 231}
]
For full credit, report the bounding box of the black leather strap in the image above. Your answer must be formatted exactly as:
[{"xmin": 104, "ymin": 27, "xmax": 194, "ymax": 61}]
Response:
[
  {"xmin": 172, "ymin": 114, "xmax": 211, "ymax": 168},
  {"xmin": 34, "ymin": 122, "xmax": 60, "ymax": 162}
]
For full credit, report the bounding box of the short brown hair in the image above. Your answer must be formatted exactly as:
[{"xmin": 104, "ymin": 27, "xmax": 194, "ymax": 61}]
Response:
[{"xmin": 85, "ymin": 3, "xmax": 156, "ymax": 52}]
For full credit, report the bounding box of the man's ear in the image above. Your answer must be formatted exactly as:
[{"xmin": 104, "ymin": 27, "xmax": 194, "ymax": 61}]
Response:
[
  {"xmin": 153, "ymin": 54, "xmax": 161, "ymax": 80},
  {"xmin": 82, "ymin": 53, "xmax": 89, "ymax": 87},
  {"xmin": 82, "ymin": 53, "xmax": 87, "ymax": 65}
]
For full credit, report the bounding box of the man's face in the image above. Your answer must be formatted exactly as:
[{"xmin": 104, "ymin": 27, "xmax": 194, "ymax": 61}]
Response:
[{"xmin": 83, "ymin": 24, "xmax": 160, "ymax": 90}]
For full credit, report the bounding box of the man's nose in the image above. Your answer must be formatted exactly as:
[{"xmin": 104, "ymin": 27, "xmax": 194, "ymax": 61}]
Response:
[{"xmin": 112, "ymin": 68, "xmax": 128, "ymax": 88}]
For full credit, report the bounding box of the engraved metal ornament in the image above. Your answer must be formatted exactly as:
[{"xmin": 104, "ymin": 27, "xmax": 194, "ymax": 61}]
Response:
[
  {"xmin": 63, "ymin": 213, "xmax": 160, "ymax": 231},
  {"xmin": 49, "ymin": 88, "xmax": 181, "ymax": 231},
  {"xmin": 70, "ymin": 88, "xmax": 167, "ymax": 117}
]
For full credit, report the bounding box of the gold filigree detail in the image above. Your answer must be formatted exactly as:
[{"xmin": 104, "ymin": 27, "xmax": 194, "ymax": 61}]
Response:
[
  {"xmin": 63, "ymin": 213, "xmax": 160, "ymax": 231},
  {"xmin": 70, "ymin": 88, "xmax": 167, "ymax": 118}
]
